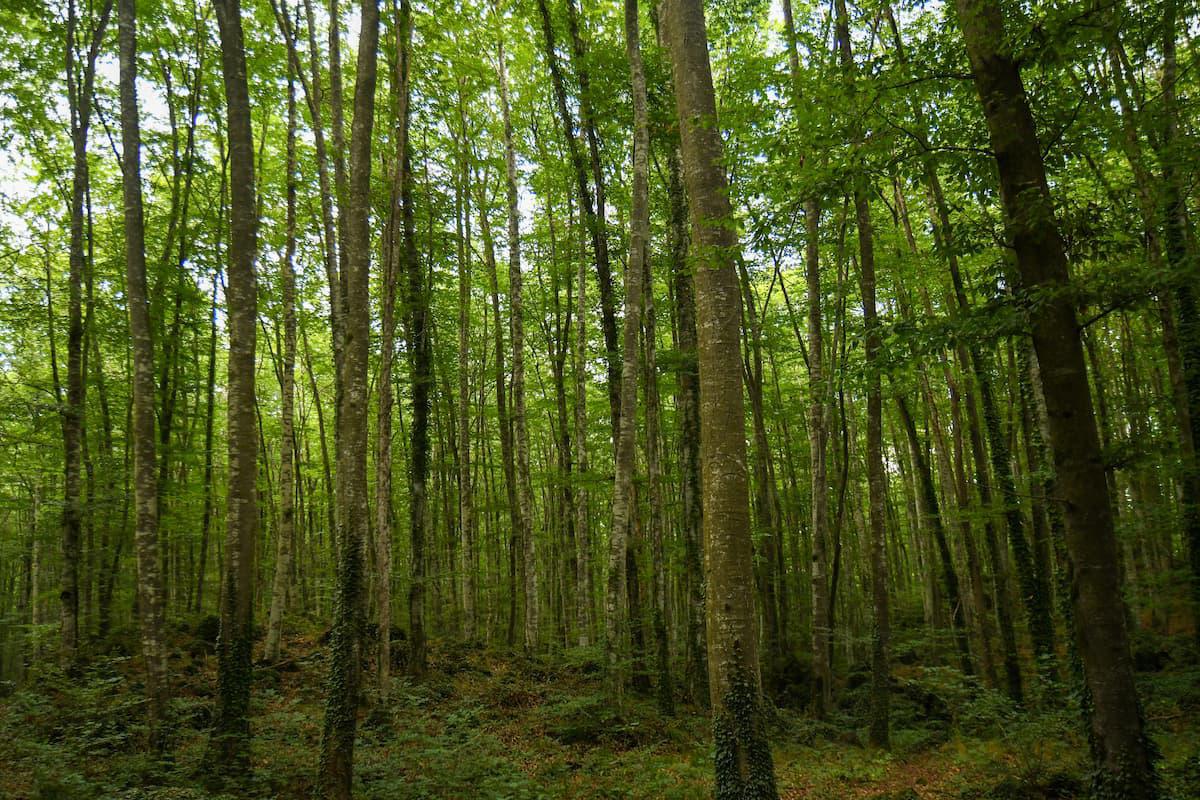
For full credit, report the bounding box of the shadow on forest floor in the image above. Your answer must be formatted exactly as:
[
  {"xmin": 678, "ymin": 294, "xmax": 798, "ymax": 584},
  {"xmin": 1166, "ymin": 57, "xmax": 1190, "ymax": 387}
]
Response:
[{"xmin": 1, "ymin": 619, "xmax": 1197, "ymax": 799}]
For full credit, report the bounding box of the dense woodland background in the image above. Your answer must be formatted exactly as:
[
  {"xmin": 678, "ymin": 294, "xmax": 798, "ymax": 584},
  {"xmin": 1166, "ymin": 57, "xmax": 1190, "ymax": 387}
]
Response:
[{"xmin": 0, "ymin": 0, "xmax": 1199, "ymax": 796}]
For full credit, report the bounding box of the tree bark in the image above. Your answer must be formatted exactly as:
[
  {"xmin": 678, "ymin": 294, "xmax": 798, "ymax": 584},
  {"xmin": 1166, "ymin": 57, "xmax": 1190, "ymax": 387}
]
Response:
[
  {"xmin": 834, "ymin": 0, "xmax": 889, "ymax": 747},
  {"xmin": 661, "ymin": 0, "xmax": 777, "ymax": 793},
  {"xmin": 319, "ymin": 0, "xmax": 379, "ymax": 794},
  {"xmin": 211, "ymin": 0, "xmax": 259, "ymax": 772},
  {"xmin": 265, "ymin": 56, "xmax": 299, "ymax": 666},
  {"xmin": 496, "ymin": 35, "xmax": 537, "ymax": 652},
  {"xmin": 954, "ymin": 0, "xmax": 1157, "ymax": 792},
  {"xmin": 61, "ymin": 0, "xmax": 111, "ymax": 663},
  {"xmin": 117, "ymin": 0, "xmax": 167, "ymax": 747}
]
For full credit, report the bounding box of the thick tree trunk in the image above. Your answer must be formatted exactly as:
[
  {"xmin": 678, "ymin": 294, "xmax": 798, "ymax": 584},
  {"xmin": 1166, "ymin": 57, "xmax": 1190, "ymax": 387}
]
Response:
[
  {"xmin": 116, "ymin": 0, "xmax": 167, "ymax": 747},
  {"xmin": 661, "ymin": 0, "xmax": 777, "ymax": 794},
  {"xmin": 954, "ymin": 0, "xmax": 1157, "ymax": 792}
]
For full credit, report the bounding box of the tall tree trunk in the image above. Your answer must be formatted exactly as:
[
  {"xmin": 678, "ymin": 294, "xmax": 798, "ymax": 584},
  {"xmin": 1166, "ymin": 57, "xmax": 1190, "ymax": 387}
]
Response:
[
  {"xmin": 665, "ymin": 140, "xmax": 707, "ymax": 702},
  {"xmin": 195, "ymin": 269, "xmax": 220, "ymax": 614},
  {"xmin": 607, "ymin": 0, "xmax": 650, "ymax": 686},
  {"xmin": 319, "ymin": 0, "xmax": 379, "ymax": 794},
  {"xmin": 641, "ymin": 181, "xmax": 673, "ymax": 715},
  {"xmin": 802, "ymin": 197, "xmax": 833, "ymax": 715},
  {"xmin": 455, "ymin": 102, "xmax": 477, "ymax": 642},
  {"xmin": 265, "ymin": 58, "xmax": 299, "ymax": 666},
  {"xmin": 400, "ymin": 1, "xmax": 430, "ymax": 678},
  {"xmin": 1157, "ymin": 0, "xmax": 1200, "ymax": 641},
  {"xmin": 896, "ymin": 396, "xmax": 974, "ymax": 675},
  {"xmin": 61, "ymin": 0, "xmax": 111, "ymax": 663},
  {"xmin": 116, "ymin": 0, "xmax": 167, "ymax": 747},
  {"xmin": 661, "ymin": 0, "xmax": 778, "ymax": 794},
  {"xmin": 211, "ymin": 0, "xmax": 259, "ymax": 773},
  {"xmin": 573, "ymin": 209, "xmax": 594, "ymax": 647},
  {"xmin": 534, "ymin": 0, "xmax": 621, "ymax": 437},
  {"xmin": 834, "ymin": 0, "xmax": 889, "ymax": 747},
  {"xmin": 372, "ymin": 0, "xmax": 411, "ymax": 703},
  {"xmin": 476, "ymin": 173, "xmax": 520, "ymax": 648},
  {"xmin": 496, "ymin": 35, "xmax": 537, "ymax": 652},
  {"xmin": 954, "ymin": 0, "xmax": 1157, "ymax": 792}
]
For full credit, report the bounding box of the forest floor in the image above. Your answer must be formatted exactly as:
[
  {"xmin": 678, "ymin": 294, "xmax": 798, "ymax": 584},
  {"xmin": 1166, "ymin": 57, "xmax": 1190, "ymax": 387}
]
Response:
[{"xmin": 1, "ymin": 619, "xmax": 1197, "ymax": 800}]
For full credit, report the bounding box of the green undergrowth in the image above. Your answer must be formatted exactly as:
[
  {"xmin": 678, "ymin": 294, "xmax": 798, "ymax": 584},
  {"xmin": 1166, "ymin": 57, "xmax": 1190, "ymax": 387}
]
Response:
[{"xmin": 0, "ymin": 622, "xmax": 1196, "ymax": 799}]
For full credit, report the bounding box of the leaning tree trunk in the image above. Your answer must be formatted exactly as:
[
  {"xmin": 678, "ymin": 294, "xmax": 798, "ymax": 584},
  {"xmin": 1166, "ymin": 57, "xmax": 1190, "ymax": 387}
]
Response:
[
  {"xmin": 954, "ymin": 0, "xmax": 1157, "ymax": 793},
  {"xmin": 116, "ymin": 0, "xmax": 167, "ymax": 748},
  {"xmin": 661, "ymin": 0, "xmax": 778, "ymax": 794},
  {"xmin": 211, "ymin": 0, "xmax": 259, "ymax": 773}
]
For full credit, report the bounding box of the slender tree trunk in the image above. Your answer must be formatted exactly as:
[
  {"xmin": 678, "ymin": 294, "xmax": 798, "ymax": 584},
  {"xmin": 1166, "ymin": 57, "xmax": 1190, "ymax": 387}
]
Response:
[
  {"xmin": 476, "ymin": 166, "xmax": 520, "ymax": 648},
  {"xmin": 534, "ymin": 0, "xmax": 621, "ymax": 437},
  {"xmin": 211, "ymin": 0, "xmax": 259, "ymax": 772},
  {"xmin": 318, "ymin": 0, "xmax": 379, "ymax": 795},
  {"xmin": 665, "ymin": 140, "xmax": 707, "ymax": 702},
  {"xmin": 265, "ymin": 59, "xmax": 299, "ymax": 666},
  {"xmin": 371, "ymin": 0, "xmax": 410, "ymax": 702},
  {"xmin": 496, "ymin": 35, "xmax": 537, "ymax": 652},
  {"xmin": 455, "ymin": 106, "xmax": 477, "ymax": 642},
  {"xmin": 573, "ymin": 212, "xmax": 594, "ymax": 647},
  {"xmin": 641, "ymin": 186, "xmax": 673, "ymax": 715},
  {"xmin": 896, "ymin": 396, "xmax": 974, "ymax": 675},
  {"xmin": 61, "ymin": 0, "xmax": 111, "ymax": 663},
  {"xmin": 117, "ymin": 0, "xmax": 167, "ymax": 748},
  {"xmin": 661, "ymin": 0, "xmax": 777, "ymax": 793},
  {"xmin": 195, "ymin": 270, "xmax": 220, "ymax": 614},
  {"xmin": 834, "ymin": 0, "xmax": 889, "ymax": 747},
  {"xmin": 607, "ymin": 0, "xmax": 650, "ymax": 686},
  {"xmin": 399, "ymin": 0, "xmax": 430, "ymax": 678},
  {"xmin": 954, "ymin": 0, "xmax": 1157, "ymax": 792}
]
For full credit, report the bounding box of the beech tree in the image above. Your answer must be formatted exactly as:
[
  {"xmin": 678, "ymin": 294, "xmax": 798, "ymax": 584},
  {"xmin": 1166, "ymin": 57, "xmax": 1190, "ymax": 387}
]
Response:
[{"xmin": 0, "ymin": 0, "xmax": 1196, "ymax": 796}]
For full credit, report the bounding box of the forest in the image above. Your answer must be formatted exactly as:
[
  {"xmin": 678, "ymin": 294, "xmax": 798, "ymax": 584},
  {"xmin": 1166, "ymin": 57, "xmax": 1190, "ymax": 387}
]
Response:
[{"xmin": 0, "ymin": 0, "xmax": 1198, "ymax": 796}]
